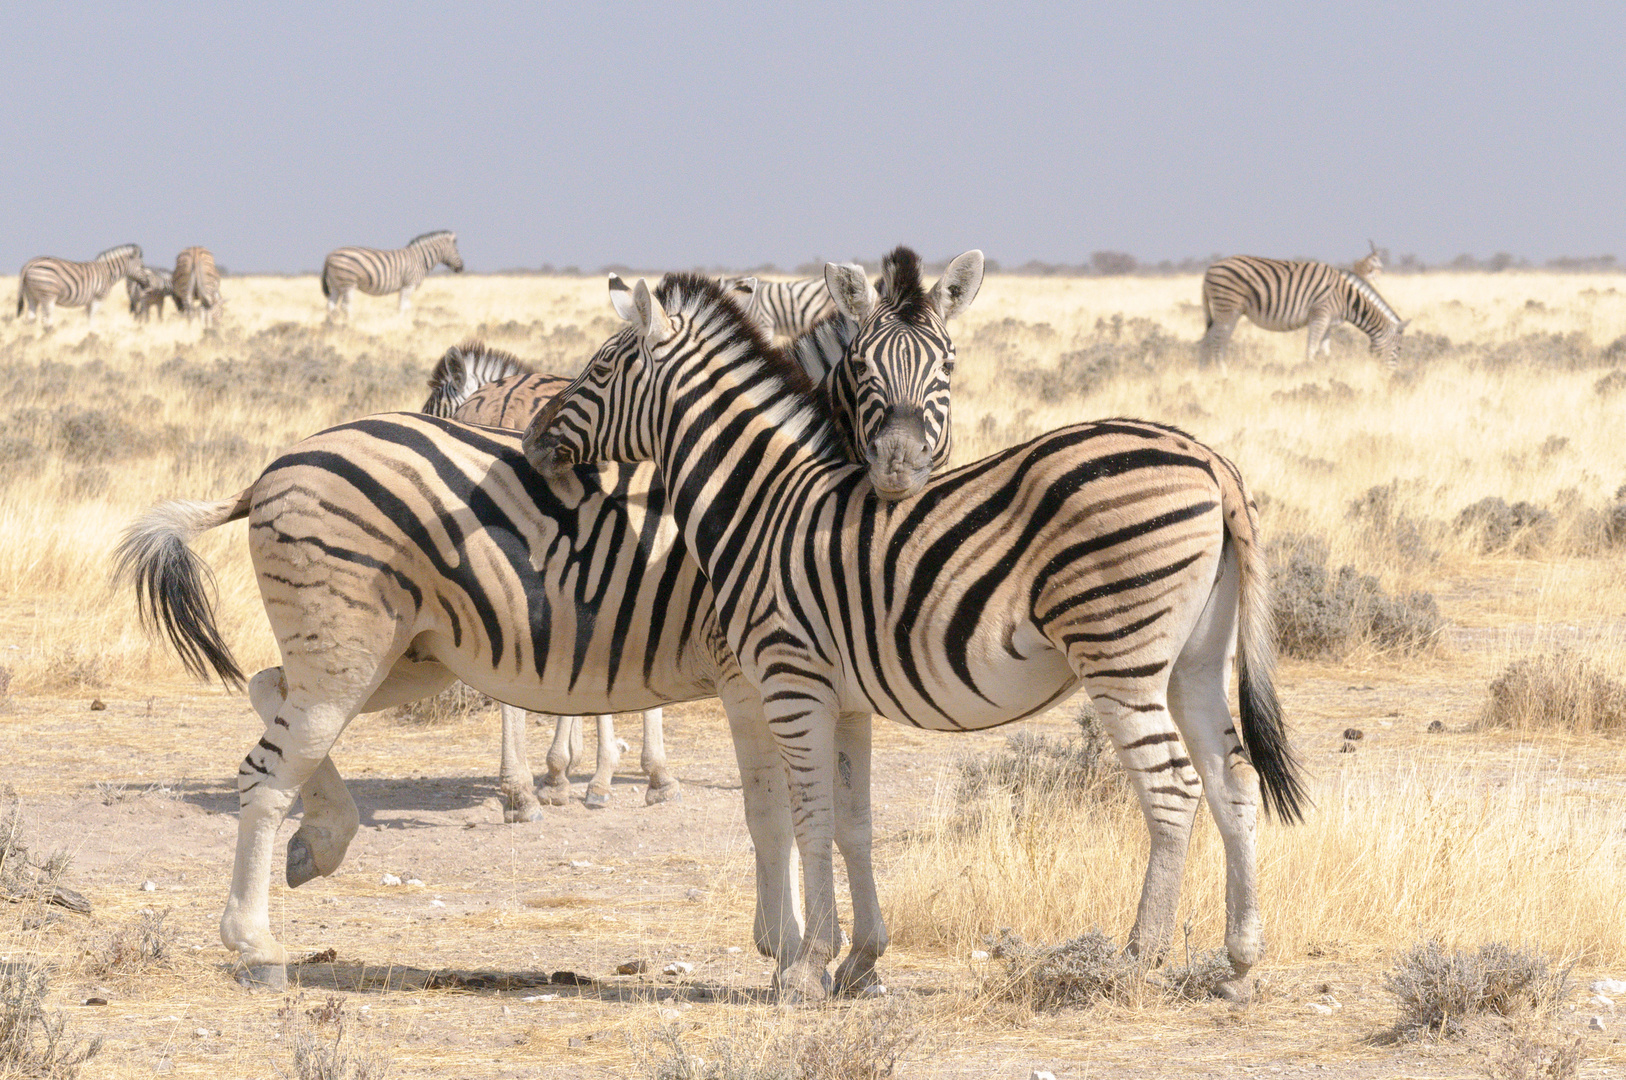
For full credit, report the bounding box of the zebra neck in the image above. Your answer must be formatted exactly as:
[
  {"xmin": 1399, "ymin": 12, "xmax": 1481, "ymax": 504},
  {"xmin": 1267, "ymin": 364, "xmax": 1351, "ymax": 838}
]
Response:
[{"xmin": 1337, "ymin": 273, "xmax": 1398, "ymax": 335}]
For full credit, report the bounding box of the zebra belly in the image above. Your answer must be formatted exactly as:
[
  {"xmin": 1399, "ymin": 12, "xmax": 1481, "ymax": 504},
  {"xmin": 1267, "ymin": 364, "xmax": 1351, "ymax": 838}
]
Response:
[
  {"xmin": 847, "ymin": 633, "xmax": 1081, "ymax": 732},
  {"xmin": 1246, "ymin": 311, "xmax": 1309, "ymax": 332}
]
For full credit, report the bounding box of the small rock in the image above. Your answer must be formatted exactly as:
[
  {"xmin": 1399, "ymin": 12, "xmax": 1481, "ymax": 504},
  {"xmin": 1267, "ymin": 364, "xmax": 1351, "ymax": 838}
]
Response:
[
  {"xmin": 1342, "ymin": 728, "xmax": 1364, "ymax": 741},
  {"xmin": 82, "ymin": 997, "xmax": 108, "ymax": 1007},
  {"xmin": 550, "ymin": 970, "xmax": 589, "ymax": 986},
  {"xmin": 863, "ymin": 984, "xmax": 888, "ymax": 996},
  {"xmin": 685, "ymin": 888, "xmax": 704, "ymax": 901},
  {"xmin": 140, "ymin": 880, "xmax": 156, "ymax": 892},
  {"xmin": 405, "ymin": 878, "xmax": 424, "ymax": 887},
  {"xmin": 616, "ymin": 960, "xmax": 647, "ymax": 975},
  {"xmin": 380, "ymin": 873, "xmax": 402, "ymax": 886},
  {"xmin": 568, "ymin": 1037, "xmax": 583, "ymax": 1047},
  {"xmin": 1339, "ymin": 741, "xmax": 1357, "ymax": 754},
  {"xmin": 194, "ymin": 1027, "xmax": 209, "ymax": 1038},
  {"xmin": 971, "ymin": 950, "xmax": 990, "ymax": 961},
  {"xmin": 615, "ymin": 738, "xmax": 631, "ymax": 755},
  {"xmin": 569, "ymin": 859, "xmax": 592, "ymax": 868},
  {"xmin": 1031, "ymin": 1072, "xmax": 1057, "ymax": 1080},
  {"xmin": 1307, "ymin": 1002, "xmax": 1334, "ymax": 1015},
  {"xmin": 1589, "ymin": 1015, "xmax": 1606, "ymax": 1032},
  {"xmin": 429, "ymin": 899, "xmax": 445, "ymax": 908},
  {"xmin": 89, "ymin": 699, "xmax": 107, "ymax": 711},
  {"xmin": 658, "ymin": 1008, "xmax": 681, "ymax": 1020},
  {"xmin": 724, "ymin": 946, "xmax": 742, "ymax": 955},
  {"xmin": 662, "ymin": 961, "xmax": 694, "ymax": 976},
  {"xmin": 1590, "ymin": 994, "xmax": 1614, "ymax": 1008},
  {"xmin": 1592, "ymin": 979, "xmax": 1626, "ymax": 995},
  {"xmin": 1427, "ymin": 720, "xmax": 1445, "ymax": 733}
]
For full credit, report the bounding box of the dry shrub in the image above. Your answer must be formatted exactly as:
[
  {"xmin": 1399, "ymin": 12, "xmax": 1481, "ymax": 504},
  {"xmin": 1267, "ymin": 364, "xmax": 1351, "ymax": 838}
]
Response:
[
  {"xmin": 1482, "ymin": 1028, "xmax": 1586, "ymax": 1080},
  {"xmin": 633, "ymin": 1000, "xmax": 921, "ymax": 1080},
  {"xmin": 391, "ymin": 682, "xmax": 495, "ymax": 726},
  {"xmin": 953, "ymin": 707, "xmax": 1129, "ymax": 814},
  {"xmin": 85, "ymin": 908, "xmax": 174, "ymax": 978},
  {"xmin": 1269, "ymin": 535, "xmax": 1444, "ymax": 658},
  {"xmin": 1383, "ymin": 940, "xmax": 1567, "ymax": 1038},
  {"xmin": 0, "ymin": 963, "xmax": 103, "ymax": 1080},
  {"xmin": 983, "ymin": 929, "xmax": 1143, "ymax": 1011},
  {"xmin": 1478, "ymin": 651, "xmax": 1626, "ymax": 734},
  {"xmin": 1456, "ymin": 497, "xmax": 1556, "ymax": 555},
  {"xmin": 0, "ymin": 790, "xmax": 70, "ymax": 901},
  {"xmin": 276, "ymin": 994, "xmax": 391, "ymax": 1080},
  {"xmin": 1346, "ymin": 481, "xmax": 1438, "ymax": 565},
  {"xmin": 1009, "ymin": 315, "xmax": 1193, "ymax": 399}
]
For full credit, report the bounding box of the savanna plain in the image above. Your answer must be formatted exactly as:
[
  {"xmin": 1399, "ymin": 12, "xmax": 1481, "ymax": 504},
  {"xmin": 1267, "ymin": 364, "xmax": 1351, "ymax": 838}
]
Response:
[{"xmin": 1, "ymin": 270, "xmax": 1625, "ymax": 1079}]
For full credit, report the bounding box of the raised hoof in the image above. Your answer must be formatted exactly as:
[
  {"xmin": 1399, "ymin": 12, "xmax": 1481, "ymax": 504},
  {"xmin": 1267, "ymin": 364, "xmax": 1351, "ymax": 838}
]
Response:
[
  {"xmin": 236, "ymin": 963, "xmax": 288, "ymax": 990},
  {"xmin": 583, "ymin": 789, "xmax": 612, "ymax": 810},
  {"xmin": 286, "ymin": 836, "xmax": 318, "ymax": 889},
  {"xmin": 644, "ymin": 781, "xmax": 682, "ymax": 806}
]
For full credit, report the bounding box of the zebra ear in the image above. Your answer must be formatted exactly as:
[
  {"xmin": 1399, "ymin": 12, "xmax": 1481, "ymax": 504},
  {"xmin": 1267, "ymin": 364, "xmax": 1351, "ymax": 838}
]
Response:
[
  {"xmin": 632, "ymin": 279, "xmax": 676, "ymax": 347},
  {"xmin": 824, "ymin": 262, "xmax": 874, "ymax": 323},
  {"xmin": 608, "ymin": 273, "xmax": 638, "ymax": 322},
  {"xmin": 1398, "ymin": 318, "xmax": 1411, "ymax": 332},
  {"xmin": 930, "ymin": 250, "xmax": 985, "ymax": 322}
]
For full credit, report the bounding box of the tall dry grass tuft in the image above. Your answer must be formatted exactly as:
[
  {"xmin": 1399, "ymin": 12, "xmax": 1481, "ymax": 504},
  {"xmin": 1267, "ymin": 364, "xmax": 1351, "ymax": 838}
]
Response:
[
  {"xmin": 1478, "ymin": 650, "xmax": 1626, "ymax": 734},
  {"xmin": 884, "ymin": 754, "xmax": 1626, "ymax": 967}
]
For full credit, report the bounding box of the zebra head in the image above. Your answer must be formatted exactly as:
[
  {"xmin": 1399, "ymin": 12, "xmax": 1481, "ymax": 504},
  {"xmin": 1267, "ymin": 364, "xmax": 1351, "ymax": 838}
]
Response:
[
  {"xmin": 822, "ymin": 246, "xmax": 983, "ymax": 500},
  {"xmin": 719, "ymin": 276, "xmax": 775, "ymax": 338},
  {"xmin": 524, "ymin": 273, "xmax": 820, "ymax": 480},
  {"xmin": 98, "ymin": 243, "xmax": 144, "ymax": 279},
  {"xmin": 1372, "ymin": 317, "xmax": 1410, "ymax": 368},
  {"xmin": 414, "ymin": 230, "xmax": 464, "ymax": 273}
]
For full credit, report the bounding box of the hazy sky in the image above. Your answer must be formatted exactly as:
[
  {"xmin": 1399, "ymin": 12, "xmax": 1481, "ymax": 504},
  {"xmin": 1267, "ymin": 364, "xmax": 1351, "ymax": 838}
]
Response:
[{"xmin": 3, "ymin": 2, "xmax": 1621, "ymax": 273}]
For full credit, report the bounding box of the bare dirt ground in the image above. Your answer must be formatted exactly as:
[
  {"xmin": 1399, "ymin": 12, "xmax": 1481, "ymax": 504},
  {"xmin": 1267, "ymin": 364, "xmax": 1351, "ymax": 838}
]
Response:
[{"xmin": 3, "ymin": 653, "xmax": 1621, "ymax": 1079}]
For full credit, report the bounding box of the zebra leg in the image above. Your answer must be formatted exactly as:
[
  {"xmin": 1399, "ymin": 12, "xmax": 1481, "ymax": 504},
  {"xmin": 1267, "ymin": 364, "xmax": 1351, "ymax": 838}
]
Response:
[
  {"xmin": 40, "ymin": 299, "xmax": 55, "ymax": 328},
  {"xmin": 86, "ymin": 297, "xmax": 98, "ymax": 329},
  {"xmin": 640, "ymin": 707, "xmax": 682, "ymax": 805},
  {"xmin": 499, "ymin": 702, "xmax": 546, "ymax": 822},
  {"xmin": 1166, "ymin": 546, "xmax": 1263, "ymax": 1001},
  {"xmin": 583, "ymin": 715, "xmax": 621, "ymax": 809},
  {"xmin": 766, "ymin": 689, "xmax": 842, "ymax": 1002},
  {"xmin": 541, "ymin": 716, "xmax": 579, "ymax": 805},
  {"xmin": 1199, "ymin": 314, "xmax": 1238, "ymax": 372},
  {"xmin": 1305, "ymin": 310, "xmax": 1333, "ymax": 362},
  {"xmin": 715, "ymin": 674, "xmax": 802, "ymax": 972},
  {"xmin": 831, "ymin": 712, "xmax": 887, "ymax": 995},
  {"xmin": 398, "ymin": 283, "xmax": 415, "ymax": 313}
]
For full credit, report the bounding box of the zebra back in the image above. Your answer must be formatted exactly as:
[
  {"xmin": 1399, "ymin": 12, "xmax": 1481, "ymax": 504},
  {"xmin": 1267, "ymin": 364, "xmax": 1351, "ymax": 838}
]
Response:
[
  {"xmin": 19, "ymin": 244, "xmax": 144, "ymax": 308},
  {"xmin": 173, "ymin": 247, "xmax": 221, "ymax": 311},
  {"xmin": 716, "ymin": 277, "xmax": 833, "ymax": 339},
  {"xmin": 422, "ymin": 341, "xmax": 537, "ymax": 417}
]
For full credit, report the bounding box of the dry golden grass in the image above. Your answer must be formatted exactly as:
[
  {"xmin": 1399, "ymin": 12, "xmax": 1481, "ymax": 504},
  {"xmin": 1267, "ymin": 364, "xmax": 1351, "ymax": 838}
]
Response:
[{"xmin": 4, "ymin": 270, "xmax": 1626, "ymax": 1077}]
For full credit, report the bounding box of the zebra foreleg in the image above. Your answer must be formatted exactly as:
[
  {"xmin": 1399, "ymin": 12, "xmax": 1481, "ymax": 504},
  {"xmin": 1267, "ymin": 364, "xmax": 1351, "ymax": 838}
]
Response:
[
  {"xmin": 639, "ymin": 707, "xmax": 682, "ymax": 805},
  {"xmin": 831, "ymin": 712, "xmax": 887, "ymax": 995},
  {"xmin": 539, "ymin": 715, "xmax": 581, "ymax": 805},
  {"xmin": 583, "ymin": 715, "xmax": 622, "ymax": 808},
  {"xmin": 397, "ymin": 283, "xmax": 415, "ymax": 313},
  {"xmin": 766, "ymin": 689, "xmax": 842, "ymax": 1003},
  {"xmin": 1305, "ymin": 310, "xmax": 1333, "ymax": 362},
  {"xmin": 499, "ymin": 703, "xmax": 546, "ymax": 821}
]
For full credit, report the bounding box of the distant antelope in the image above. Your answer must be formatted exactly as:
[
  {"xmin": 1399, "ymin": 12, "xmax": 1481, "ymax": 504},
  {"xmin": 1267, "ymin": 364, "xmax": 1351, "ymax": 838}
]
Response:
[
  {"xmin": 17, "ymin": 244, "xmax": 145, "ymax": 327},
  {"xmin": 127, "ymin": 266, "xmax": 174, "ymax": 323},
  {"xmin": 1353, "ymin": 240, "xmax": 1383, "ymax": 280},
  {"xmin": 173, "ymin": 247, "xmax": 223, "ymax": 329},
  {"xmin": 321, "ymin": 230, "xmax": 463, "ymax": 318},
  {"xmin": 1200, "ymin": 255, "xmax": 1409, "ymax": 369}
]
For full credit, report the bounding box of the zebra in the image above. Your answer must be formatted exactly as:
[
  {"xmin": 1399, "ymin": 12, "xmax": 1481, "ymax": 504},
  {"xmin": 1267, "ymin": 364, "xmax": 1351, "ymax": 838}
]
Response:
[
  {"xmin": 523, "ymin": 272, "xmax": 1306, "ymax": 1003},
  {"xmin": 173, "ymin": 247, "xmax": 223, "ymax": 329},
  {"xmin": 1353, "ymin": 240, "xmax": 1383, "ymax": 280},
  {"xmin": 127, "ymin": 266, "xmax": 174, "ymax": 323},
  {"xmin": 17, "ymin": 244, "xmax": 144, "ymax": 327},
  {"xmin": 1199, "ymin": 255, "xmax": 1409, "ymax": 370},
  {"xmin": 421, "ymin": 339, "xmax": 670, "ymax": 815},
  {"xmin": 320, "ymin": 230, "xmax": 463, "ymax": 318},
  {"xmin": 717, "ymin": 276, "xmax": 834, "ymax": 340},
  {"xmin": 113, "ymin": 253, "xmax": 982, "ymax": 990}
]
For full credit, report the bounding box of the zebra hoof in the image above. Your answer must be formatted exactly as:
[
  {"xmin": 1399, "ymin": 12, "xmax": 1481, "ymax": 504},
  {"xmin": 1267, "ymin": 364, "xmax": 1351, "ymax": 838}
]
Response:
[
  {"xmin": 644, "ymin": 782, "xmax": 682, "ymax": 806},
  {"xmin": 540, "ymin": 783, "xmax": 572, "ymax": 807},
  {"xmin": 236, "ymin": 964, "xmax": 288, "ymax": 991},
  {"xmin": 286, "ymin": 836, "xmax": 318, "ymax": 889},
  {"xmin": 1215, "ymin": 976, "xmax": 1253, "ymax": 1004},
  {"xmin": 583, "ymin": 790, "xmax": 612, "ymax": 810}
]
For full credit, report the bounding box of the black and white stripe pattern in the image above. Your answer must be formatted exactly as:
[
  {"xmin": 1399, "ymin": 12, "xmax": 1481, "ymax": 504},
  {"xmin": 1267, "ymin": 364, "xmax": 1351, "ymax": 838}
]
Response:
[
  {"xmin": 321, "ymin": 230, "xmax": 463, "ymax": 317},
  {"xmin": 525, "ymin": 273, "xmax": 1306, "ymax": 1002},
  {"xmin": 717, "ymin": 276, "xmax": 833, "ymax": 340},
  {"xmin": 1200, "ymin": 254, "xmax": 1408, "ymax": 369},
  {"xmin": 113, "ymin": 262, "xmax": 977, "ymax": 990},
  {"xmin": 173, "ymin": 247, "xmax": 223, "ymax": 329},
  {"xmin": 421, "ymin": 340, "xmax": 540, "ymax": 419},
  {"xmin": 127, "ymin": 265, "xmax": 173, "ymax": 323},
  {"xmin": 17, "ymin": 244, "xmax": 145, "ymax": 327}
]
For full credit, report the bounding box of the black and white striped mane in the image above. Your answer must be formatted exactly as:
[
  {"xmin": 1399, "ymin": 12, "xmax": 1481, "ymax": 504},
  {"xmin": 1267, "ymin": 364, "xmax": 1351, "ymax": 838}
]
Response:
[
  {"xmin": 97, "ymin": 243, "xmax": 142, "ymax": 262},
  {"xmin": 877, "ymin": 245, "xmax": 933, "ymax": 326},
  {"xmin": 422, "ymin": 340, "xmax": 534, "ymax": 417},
  {"xmin": 410, "ymin": 230, "xmax": 455, "ymax": 246},
  {"xmin": 654, "ymin": 273, "xmax": 841, "ymax": 456},
  {"xmin": 1335, "ymin": 267, "xmax": 1400, "ymax": 324}
]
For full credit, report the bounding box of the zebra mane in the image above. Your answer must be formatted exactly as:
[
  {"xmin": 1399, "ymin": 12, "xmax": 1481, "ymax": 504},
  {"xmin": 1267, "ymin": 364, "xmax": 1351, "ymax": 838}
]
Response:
[
  {"xmin": 1335, "ymin": 267, "xmax": 1401, "ymax": 325},
  {"xmin": 879, "ymin": 245, "xmax": 932, "ymax": 326},
  {"xmin": 776, "ymin": 309, "xmax": 857, "ymax": 383},
  {"xmin": 421, "ymin": 340, "xmax": 534, "ymax": 417},
  {"xmin": 654, "ymin": 273, "xmax": 839, "ymax": 450},
  {"xmin": 410, "ymin": 230, "xmax": 455, "ymax": 246},
  {"xmin": 97, "ymin": 243, "xmax": 142, "ymax": 262}
]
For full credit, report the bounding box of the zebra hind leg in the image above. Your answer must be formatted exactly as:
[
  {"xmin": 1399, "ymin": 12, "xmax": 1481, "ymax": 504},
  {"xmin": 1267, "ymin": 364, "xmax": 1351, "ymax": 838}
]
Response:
[
  {"xmin": 639, "ymin": 707, "xmax": 682, "ymax": 805},
  {"xmin": 583, "ymin": 715, "xmax": 622, "ymax": 808},
  {"xmin": 540, "ymin": 716, "xmax": 580, "ymax": 805},
  {"xmin": 499, "ymin": 702, "xmax": 546, "ymax": 822},
  {"xmin": 1198, "ymin": 314, "xmax": 1238, "ymax": 373}
]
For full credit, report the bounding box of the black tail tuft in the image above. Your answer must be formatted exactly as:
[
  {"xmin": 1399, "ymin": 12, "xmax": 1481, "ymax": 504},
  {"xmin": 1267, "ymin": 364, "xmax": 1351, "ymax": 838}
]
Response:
[
  {"xmin": 320, "ymin": 273, "xmax": 330, "ymax": 299},
  {"xmin": 114, "ymin": 517, "xmax": 245, "ymax": 689},
  {"xmin": 1238, "ymin": 655, "xmax": 1308, "ymax": 823}
]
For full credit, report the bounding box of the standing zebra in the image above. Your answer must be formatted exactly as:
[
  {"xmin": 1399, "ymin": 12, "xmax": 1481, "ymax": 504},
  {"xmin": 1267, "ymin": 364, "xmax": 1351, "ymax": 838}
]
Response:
[
  {"xmin": 321, "ymin": 230, "xmax": 463, "ymax": 318},
  {"xmin": 422, "ymin": 339, "xmax": 673, "ymax": 816},
  {"xmin": 716, "ymin": 275, "xmax": 835, "ymax": 340},
  {"xmin": 524, "ymin": 273, "xmax": 1305, "ymax": 1003},
  {"xmin": 127, "ymin": 265, "xmax": 174, "ymax": 323},
  {"xmin": 173, "ymin": 246, "xmax": 223, "ymax": 329},
  {"xmin": 17, "ymin": 244, "xmax": 144, "ymax": 327},
  {"xmin": 114, "ymin": 253, "xmax": 982, "ymax": 990},
  {"xmin": 1199, "ymin": 255, "xmax": 1408, "ymax": 369}
]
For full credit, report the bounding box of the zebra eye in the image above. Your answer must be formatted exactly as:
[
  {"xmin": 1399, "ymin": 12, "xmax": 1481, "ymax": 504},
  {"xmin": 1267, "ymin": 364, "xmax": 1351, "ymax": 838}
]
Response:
[{"xmin": 941, "ymin": 359, "xmax": 955, "ymax": 377}]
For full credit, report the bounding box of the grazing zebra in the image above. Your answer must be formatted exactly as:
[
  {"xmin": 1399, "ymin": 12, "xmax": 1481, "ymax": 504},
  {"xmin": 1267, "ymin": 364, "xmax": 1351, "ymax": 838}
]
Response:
[
  {"xmin": 321, "ymin": 230, "xmax": 463, "ymax": 318},
  {"xmin": 17, "ymin": 244, "xmax": 144, "ymax": 327},
  {"xmin": 114, "ymin": 254, "xmax": 981, "ymax": 989},
  {"xmin": 1353, "ymin": 240, "xmax": 1383, "ymax": 281},
  {"xmin": 173, "ymin": 247, "xmax": 223, "ymax": 328},
  {"xmin": 127, "ymin": 266, "xmax": 173, "ymax": 323},
  {"xmin": 1199, "ymin": 255, "xmax": 1408, "ymax": 369},
  {"xmin": 524, "ymin": 273, "xmax": 1306, "ymax": 1003},
  {"xmin": 421, "ymin": 339, "xmax": 670, "ymax": 816}
]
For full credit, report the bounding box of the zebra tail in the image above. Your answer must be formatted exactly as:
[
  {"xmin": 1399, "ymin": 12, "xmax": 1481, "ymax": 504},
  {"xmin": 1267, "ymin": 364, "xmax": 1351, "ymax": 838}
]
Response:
[
  {"xmin": 15, "ymin": 290, "xmax": 21, "ymax": 317},
  {"xmin": 112, "ymin": 489, "xmax": 253, "ymax": 690},
  {"xmin": 320, "ymin": 272, "xmax": 330, "ymax": 299},
  {"xmin": 1224, "ymin": 470, "xmax": 1309, "ymax": 824}
]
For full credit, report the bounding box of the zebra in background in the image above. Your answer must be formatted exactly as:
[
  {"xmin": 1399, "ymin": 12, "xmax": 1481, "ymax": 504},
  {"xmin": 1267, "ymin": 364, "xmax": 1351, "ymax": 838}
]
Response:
[
  {"xmin": 321, "ymin": 230, "xmax": 463, "ymax": 318},
  {"xmin": 1199, "ymin": 254, "xmax": 1409, "ymax": 369},
  {"xmin": 114, "ymin": 259, "xmax": 981, "ymax": 989},
  {"xmin": 717, "ymin": 275, "xmax": 834, "ymax": 340},
  {"xmin": 17, "ymin": 244, "xmax": 144, "ymax": 327},
  {"xmin": 524, "ymin": 272, "xmax": 1304, "ymax": 1003},
  {"xmin": 127, "ymin": 265, "xmax": 174, "ymax": 323},
  {"xmin": 1353, "ymin": 240, "xmax": 1383, "ymax": 280},
  {"xmin": 173, "ymin": 247, "xmax": 223, "ymax": 329},
  {"xmin": 421, "ymin": 339, "xmax": 671, "ymax": 816}
]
